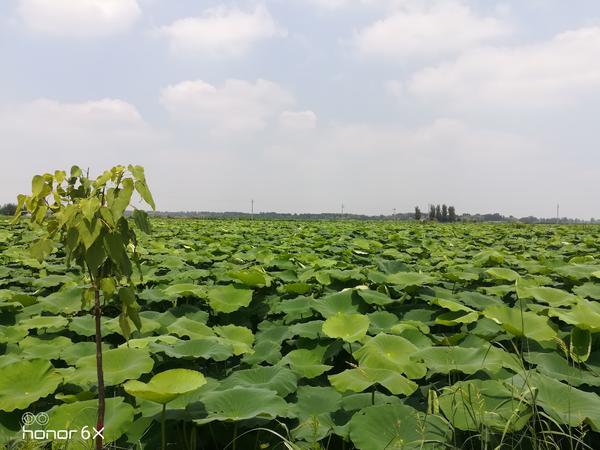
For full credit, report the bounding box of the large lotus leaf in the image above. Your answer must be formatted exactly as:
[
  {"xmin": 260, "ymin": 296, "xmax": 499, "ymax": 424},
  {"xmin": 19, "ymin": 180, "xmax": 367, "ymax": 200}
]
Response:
[
  {"xmin": 124, "ymin": 369, "xmax": 206, "ymax": 404},
  {"xmin": 0, "ymin": 359, "xmax": 62, "ymax": 411},
  {"xmin": 45, "ymin": 397, "xmax": 134, "ymax": 447},
  {"xmin": 0, "ymin": 325, "xmax": 28, "ymax": 344},
  {"xmin": 517, "ymin": 285, "xmax": 578, "ymax": 307},
  {"xmin": 291, "ymin": 386, "xmax": 342, "ymax": 443},
  {"xmin": 385, "ymin": 272, "xmax": 435, "ymax": 289},
  {"xmin": 439, "ymin": 380, "xmax": 531, "ymax": 432},
  {"xmin": 573, "ymin": 282, "xmax": 600, "ymax": 300},
  {"xmin": 524, "ymin": 352, "xmax": 600, "ymax": 387},
  {"xmin": 435, "ymin": 310, "xmax": 479, "ymax": 326},
  {"xmin": 32, "ymin": 274, "xmax": 76, "ymax": 288},
  {"xmin": 322, "ymin": 313, "xmax": 369, "ymax": 343},
  {"xmin": 206, "ymin": 284, "xmax": 253, "ymax": 313},
  {"xmin": 510, "ymin": 372, "xmax": 600, "ymax": 431},
  {"xmin": 18, "ymin": 335, "xmax": 72, "ymax": 360},
  {"xmin": 429, "ymin": 297, "xmax": 473, "ymax": 313},
  {"xmin": 39, "ymin": 286, "xmax": 84, "ymax": 314},
  {"xmin": 167, "ymin": 317, "xmax": 215, "ymax": 339},
  {"xmin": 214, "ymin": 324, "xmax": 254, "ymax": 355},
  {"xmin": 329, "ymin": 367, "xmax": 418, "ymax": 396},
  {"xmin": 121, "ymin": 335, "xmax": 179, "ymax": 349},
  {"xmin": 357, "ymin": 289, "xmax": 394, "ymax": 306},
  {"xmin": 486, "ymin": 267, "xmax": 520, "ymax": 282},
  {"xmin": 227, "ymin": 267, "xmax": 271, "ymax": 287},
  {"xmin": 311, "ymin": 290, "xmax": 366, "ymax": 318},
  {"xmin": 191, "ymin": 387, "xmax": 288, "ymax": 425},
  {"xmin": 349, "ymin": 403, "xmax": 451, "ymax": 450},
  {"xmin": 220, "ymin": 366, "xmax": 297, "ymax": 397},
  {"xmin": 19, "ymin": 315, "xmax": 69, "ymax": 332},
  {"xmin": 150, "ymin": 337, "xmax": 234, "ymax": 361},
  {"xmin": 415, "ymin": 345, "xmax": 521, "ymax": 375},
  {"xmin": 556, "ymin": 264, "xmax": 600, "ymax": 282},
  {"xmin": 353, "ymin": 334, "xmax": 426, "ymax": 379},
  {"xmin": 482, "ymin": 305, "xmax": 557, "ymax": 342},
  {"xmin": 59, "ymin": 342, "xmax": 112, "ymax": 365},
  {"xmin": 162, "ymin": 283, "xmax": 205, "ymax": 300},
  {"xmin": 105, "ymin": 315, "xmax": 161, "ymax": 337},
  {"xmin": 289, "ymin": 320, "xmax": 325, "ymax": 339},
  {"xmin": 547, "ymin": 300, "xmax": 600, "ymax": 332},
  {"xmin": 281, "ymin": 347, "xmax": 332, "ymax": 378},
  {"xmin": 67, "ymin": 347, "xmax": 154, "ymax": 388}
]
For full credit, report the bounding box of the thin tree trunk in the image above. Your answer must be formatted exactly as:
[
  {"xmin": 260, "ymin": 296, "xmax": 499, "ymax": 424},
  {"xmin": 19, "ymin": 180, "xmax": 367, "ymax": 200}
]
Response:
[{"xmin": 94, "ymin": 286, "xmax": 105, "ymax": 450}]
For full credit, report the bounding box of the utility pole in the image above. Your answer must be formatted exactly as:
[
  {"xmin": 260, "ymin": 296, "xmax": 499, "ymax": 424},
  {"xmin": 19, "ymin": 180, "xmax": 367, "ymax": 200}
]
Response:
[
  {"xmin": 557, "ymin": 203, "xmax": 560, "ymax": 223},
  {"xmin": 251, "ymin": 199, "xmax": 254, "ymax": 220},
  {"xmin": 341, "ymin": 203, "xmax": 345, "ymax": 218},
  {"xmin": 393, "ymin": 208, "xmax": 396, "ymax": 219}
]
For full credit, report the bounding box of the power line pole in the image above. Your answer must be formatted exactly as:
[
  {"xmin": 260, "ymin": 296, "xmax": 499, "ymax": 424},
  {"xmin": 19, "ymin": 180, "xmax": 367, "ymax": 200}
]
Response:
[
  {"xmin": 341, "ymin": 203, "xmax": 345, "ymax": 218},
  {"xmin": 251, "ymin": 199, "xmax": 254, "ymax": 220},
  {"xmin": 557, "ymin": 203, "xmax": 560, "ymax": 223},
  {"xmin": 393, "ymin": 208, "xmax": 396, "ymax": 219}
]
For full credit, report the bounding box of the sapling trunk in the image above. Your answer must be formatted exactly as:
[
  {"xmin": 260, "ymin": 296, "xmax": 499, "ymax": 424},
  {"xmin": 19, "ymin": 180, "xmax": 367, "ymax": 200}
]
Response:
[{"xmin": 94, "ymin": 285, "xmax": 105, "ymax": 450}]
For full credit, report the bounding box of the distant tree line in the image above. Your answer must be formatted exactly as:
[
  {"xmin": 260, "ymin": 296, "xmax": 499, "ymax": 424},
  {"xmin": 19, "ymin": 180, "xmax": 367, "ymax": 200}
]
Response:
[
  {"xmin": 0, "ymin": 203, "xmax": 17, "ymax": 216},
  {"xmin": 416, "ymin": 204, "xmax": 457, "ymax": 222}
]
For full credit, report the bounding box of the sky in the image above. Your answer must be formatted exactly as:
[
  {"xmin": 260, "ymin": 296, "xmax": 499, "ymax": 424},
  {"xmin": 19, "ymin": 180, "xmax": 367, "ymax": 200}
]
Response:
[{"xmin": 1, "ymin": 0, "xmax": 599, "ymax": 218}]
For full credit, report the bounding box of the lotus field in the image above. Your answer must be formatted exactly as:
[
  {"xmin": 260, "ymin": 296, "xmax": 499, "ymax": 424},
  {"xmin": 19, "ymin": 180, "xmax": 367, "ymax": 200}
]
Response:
[{"xmin": 2, "ymin": 217, "xmax": 600, "ymax": 449}]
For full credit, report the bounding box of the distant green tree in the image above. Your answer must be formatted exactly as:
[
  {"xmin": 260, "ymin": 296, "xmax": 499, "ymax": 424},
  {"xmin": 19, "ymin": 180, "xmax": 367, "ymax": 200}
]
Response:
[
  {"xmin": 0, "ymin": 203, "xmax": 17, "ymax": 216},
  {"xmin": 429, "ymin": 205, "xmax": 436, "ymax": 221},
  {"xmin": 414, "ymin": 206, "xmax": 421, "ymax": 221},
  {"xmin": 449, "ymin": 206, "xmax": 457, "ymax": 222},
  {"xmin": 442, "ymin": 204, "xmax": 448, "ymax": 222},
  {"xmin": 435, "ymin": 204, "xmax": 442, "ymax": 221}
]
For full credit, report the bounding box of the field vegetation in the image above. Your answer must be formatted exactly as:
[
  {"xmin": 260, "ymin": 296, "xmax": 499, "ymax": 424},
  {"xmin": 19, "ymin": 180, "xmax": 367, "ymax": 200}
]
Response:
[{"xmin": 1, "ymin": 173, "xmax": 599, "ymax": 449}]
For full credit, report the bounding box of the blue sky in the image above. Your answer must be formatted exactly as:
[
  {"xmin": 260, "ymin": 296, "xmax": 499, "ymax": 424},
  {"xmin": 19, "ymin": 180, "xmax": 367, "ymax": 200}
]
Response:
[{"xmin": 1, "ymin": 0, "xmax": 599, "ymax": 217}]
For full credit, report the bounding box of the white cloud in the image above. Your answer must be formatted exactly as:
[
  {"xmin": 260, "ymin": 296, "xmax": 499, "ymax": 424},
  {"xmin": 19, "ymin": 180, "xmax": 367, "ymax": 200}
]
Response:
[
  {"xmin": 406, "ymin": 27, "xmax": 600, "ymax": 110},
  {"xmin": 355, "ymin": 1, "xmax": 509, "ymax": 59},
  {"xmin": 279, "ymin": 110, "xmax": 317, "ymax": 131},
  {"xmin": 0, "ymin": 98, "xmax": 162, "ymax": 200},
  {"xmin": 17, "ymin": 0, "xmax": 141, "ymax": 37},
  {"xmin": 160, "ymin": 5, "xmax": 284, "ymax": 57},
  {"xmin": 160, "ymin": 79, "xmax": 295, "ymax": 133}
]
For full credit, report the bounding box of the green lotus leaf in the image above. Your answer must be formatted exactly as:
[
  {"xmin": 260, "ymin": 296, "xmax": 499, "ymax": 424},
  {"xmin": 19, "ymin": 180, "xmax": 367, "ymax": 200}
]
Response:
[
  {"xmin": 354, "ymin": 334, "xmax": 426, "ymax": 379},
  {"xmin": 547, "ymin": 299, "xmax": 600, "ymax": 332},
  {"xmin": 570, "ymin": 327, "xmax": 591, "ymax": 363},
  {"xmin": 18, "ymin": 335, "xmax": 72, "ymax": 360},
  {"xmin": 227, "ymin": 267, "xmax": 271, "ymax": 287},
  {"xmin": 281, "ymin": 347, "xmax": 332, "ymax": 378},
  {"xmin": 524, "ymin": 352, "xmax": 600, "ymax": 387},
  {"xmin": 0, "ymin": 359, "xmax": 62, "ymax": 411},
  {"xmin": 349, "ymin": 403, "xmax": 451, "ymax": 450},
  {"xmin": 415, "ymin": 345, "xmax": 521, "ymax": 375},
  {"xmin": 435, "ymin": 310, "xmax": 479, "ymax": 326},
  {"xmin": 486, "ymin": 267, "xmax": 520, "ymax": 281},
  {"xmin": 59, "ymin": 342, "xmax": 112, "ymax": 365},
  {"xmin": 163, "ymin": 283, "xmax": 205, "ymax": 300},
  {"xmin": 192, "ymin": 387, "xmax": 288, "ymax": 425},
  {"xmin": 357, "ymin": 289, "xmax": 394, "ymax": 306},
  {"xmin": 329, "ymin": 367, "xmax": 418, "ymax": 396},
  {"xmin": 0, "ymin": 325, "xmax": 28, "ymax": 344},
  {"xmin": 517, "ymin": 285, "xmax": 578, "ymax": 307},
  {"xmin": 45, "ymin": 397, "xmax": 134, "ymax": 447},
  {"xmin": 219, "ymin": 366, "xmax": 297, "ymax": 397},
  {"xmin": 281, "ymin": 282, "xmax": 312, "ymax": 295},
  {"xmin": 19, "ymin": 315, "xmax": 69, "ymax": 331},
  {"xmin": 573, "ymin": 282, "xmax": 600, "ymax": 300},
  {"xmin": 207, "ymin": 284, "xmax": 253, "ymax": 313},
  {"xmin": 150, "ymin": 337, "xmax": 234, "ymax": 361},
  {"xmin": 311, "ymin": 290, "xmax": 366, "ymax": 318},
  {"xmin": 38, "ymin": 286, "xmax": 84, "ymax": 314},
  {"xmin": 510, "ymin": 371, "xmax": 600, "ymax": 431},
  {"xmin": 439, "ymin": 380, "xmax": 532, "ymax": 432},
  {"xmin": 66, "ymin": 347, "xmax": 154, "ymax": 388},
  {"xmin": 429, "ymin": 297, "xmax": 474, "ymax": 312},
  {"xmin": 124, "ymin": 369, "xmax": 206, "ymax": 404},
  {"xmin": 166, "ymin": 316, "xmax": 215, "ymax": 339},
  {"xmin": 214, "ymin": 324, "xmax": 254, "ymax": 355},
  {"xmin": 322, "ymin": 313, "xmax": 370, "ymax": 343},
  {"xmin": 291, "ymin": 386, "xmax": 342, "ymax": 443},
  {"xmin": 385, "ymin": 271, "xmax": 435, "ymax": 288},
  {"xmin": 482, "ymin": 304, "xmax": 557, "ymax": 342}
]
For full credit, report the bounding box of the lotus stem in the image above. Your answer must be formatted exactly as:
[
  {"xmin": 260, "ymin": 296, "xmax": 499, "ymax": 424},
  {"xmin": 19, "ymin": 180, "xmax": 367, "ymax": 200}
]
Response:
[{"xmin": 161, "ymin": 403, "xmax": 166, "ymax": 450}]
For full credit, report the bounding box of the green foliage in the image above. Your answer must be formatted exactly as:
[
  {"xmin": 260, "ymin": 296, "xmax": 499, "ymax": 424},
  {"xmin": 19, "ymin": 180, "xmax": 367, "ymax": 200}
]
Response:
[{"xmin": 1, "ymin": 218, "xmax": 600, "ymax": 449}]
